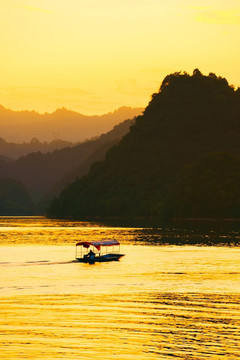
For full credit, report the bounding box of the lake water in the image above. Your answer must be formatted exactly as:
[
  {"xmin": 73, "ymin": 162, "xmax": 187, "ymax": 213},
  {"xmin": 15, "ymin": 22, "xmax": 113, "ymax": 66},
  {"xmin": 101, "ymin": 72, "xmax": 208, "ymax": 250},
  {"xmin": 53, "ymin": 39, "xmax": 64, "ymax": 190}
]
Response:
[{"xmin": 0, "ymin": 217, "xmax": 240, "ymax": 359}]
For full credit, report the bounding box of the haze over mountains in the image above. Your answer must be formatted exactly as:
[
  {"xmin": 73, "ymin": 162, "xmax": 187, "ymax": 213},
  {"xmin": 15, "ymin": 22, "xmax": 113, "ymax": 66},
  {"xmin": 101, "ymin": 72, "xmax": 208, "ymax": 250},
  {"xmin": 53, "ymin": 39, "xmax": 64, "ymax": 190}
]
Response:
[
  {"xmin": 0, "ymin": 104, "xmax": 141, "ymax": 215},
  {"xmin": 2, "ymin": 69, "xmax": 240, "ymax": 219},
  {"xmin": 0, "ymin": 105, "xmax": 143, "ymax": 143},
  {"xmin": 0, "ymin": 138, "xmax": 74, "ymax": 160},
  {"xmin": 0, "ymin": 117, "xmax": 135, "ymax": 214}
]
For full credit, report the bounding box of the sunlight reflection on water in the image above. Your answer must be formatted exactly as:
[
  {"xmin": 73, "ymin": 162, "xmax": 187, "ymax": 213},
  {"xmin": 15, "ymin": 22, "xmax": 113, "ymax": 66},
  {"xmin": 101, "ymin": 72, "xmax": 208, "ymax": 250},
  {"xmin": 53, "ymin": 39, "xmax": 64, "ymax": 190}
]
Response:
[
  {"xmin": 1, "ymin": 216, "xmax": 240, "ymax": 246},
  {"xmin": 0, "ymin": 217, "xmax": 240, "ymax": 359}
]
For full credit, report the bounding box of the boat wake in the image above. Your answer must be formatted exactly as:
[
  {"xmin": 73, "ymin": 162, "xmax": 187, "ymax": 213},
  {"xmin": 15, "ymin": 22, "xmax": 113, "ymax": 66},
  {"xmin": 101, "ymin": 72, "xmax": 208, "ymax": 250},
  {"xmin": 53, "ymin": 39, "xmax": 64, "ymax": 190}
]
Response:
[{"xmin": 0, "ymin": 260, "xmax": 77, "ymax": 267}]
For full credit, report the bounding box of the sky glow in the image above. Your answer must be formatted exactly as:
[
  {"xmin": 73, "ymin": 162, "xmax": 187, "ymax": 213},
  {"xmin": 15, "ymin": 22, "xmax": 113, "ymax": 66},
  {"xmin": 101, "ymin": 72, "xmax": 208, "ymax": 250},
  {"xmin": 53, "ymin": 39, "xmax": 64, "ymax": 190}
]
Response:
[{"xmin": 1, "ymin": 0, "xmax": 240, "ymax": 114}]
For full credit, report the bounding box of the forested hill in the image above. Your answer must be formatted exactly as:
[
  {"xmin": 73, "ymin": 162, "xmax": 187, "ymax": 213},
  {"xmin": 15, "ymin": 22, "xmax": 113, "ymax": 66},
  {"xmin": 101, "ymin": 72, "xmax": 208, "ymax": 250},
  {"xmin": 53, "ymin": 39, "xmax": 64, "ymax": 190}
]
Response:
[{"xmin": 48, "ymin": 70, "xmax": 240, "ymax": 219}]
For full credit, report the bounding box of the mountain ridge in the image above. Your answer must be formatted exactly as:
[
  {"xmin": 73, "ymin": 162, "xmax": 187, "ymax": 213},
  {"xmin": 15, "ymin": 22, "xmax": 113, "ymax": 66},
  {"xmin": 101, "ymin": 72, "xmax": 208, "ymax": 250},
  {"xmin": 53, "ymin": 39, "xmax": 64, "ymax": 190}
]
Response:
[
  {"xmin": 0, "ymin": 137, "xmax": 75, "ymax": 160},
  {"xmin": 0, "ymin": 105, "xmax": 143, "ymax": 142}
]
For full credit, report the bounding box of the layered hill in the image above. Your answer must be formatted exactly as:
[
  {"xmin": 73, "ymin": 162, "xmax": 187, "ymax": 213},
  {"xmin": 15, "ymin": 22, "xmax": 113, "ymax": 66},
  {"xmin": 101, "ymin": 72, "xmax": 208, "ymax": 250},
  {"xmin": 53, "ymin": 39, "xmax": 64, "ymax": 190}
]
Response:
[
  {"xmin": 0, "ymin": 105, "xmax": 143, "ymax": 142},
  {"xmin": 0, "ymin": 137, "xmax": 74, "ymax": 160},
  {"xmin": 48, "ymin": 69, "xmax": 240, "ymax": 219},
  {"xmin": 0, "ymin": 118, "xmax": 135, "ymax": 205}
]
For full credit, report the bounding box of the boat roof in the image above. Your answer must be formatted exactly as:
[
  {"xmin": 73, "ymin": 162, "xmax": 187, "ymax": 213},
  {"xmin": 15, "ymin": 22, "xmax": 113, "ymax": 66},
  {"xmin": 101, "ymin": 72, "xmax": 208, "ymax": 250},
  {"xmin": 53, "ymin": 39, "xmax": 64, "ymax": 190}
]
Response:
[{"xmin": 76, "ymin": 239, "xmax": 120, "ymax": 250}]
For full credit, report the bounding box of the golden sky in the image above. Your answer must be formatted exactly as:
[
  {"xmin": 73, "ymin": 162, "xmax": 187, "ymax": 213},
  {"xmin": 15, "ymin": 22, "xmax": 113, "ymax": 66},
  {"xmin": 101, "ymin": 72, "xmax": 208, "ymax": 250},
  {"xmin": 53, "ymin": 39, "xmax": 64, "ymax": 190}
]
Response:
[{"xmin": 1, "ymin": 0, "xmax": 240, "ymax": 114}]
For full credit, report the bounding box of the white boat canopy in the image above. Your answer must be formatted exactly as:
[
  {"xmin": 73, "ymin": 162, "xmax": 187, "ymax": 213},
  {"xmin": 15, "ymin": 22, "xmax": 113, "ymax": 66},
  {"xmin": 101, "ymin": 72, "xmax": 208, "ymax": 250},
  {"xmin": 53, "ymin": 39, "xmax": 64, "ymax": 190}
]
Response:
[{"xmin": 76, "ymin": 240, "xmax": 120, "ymax": 251}]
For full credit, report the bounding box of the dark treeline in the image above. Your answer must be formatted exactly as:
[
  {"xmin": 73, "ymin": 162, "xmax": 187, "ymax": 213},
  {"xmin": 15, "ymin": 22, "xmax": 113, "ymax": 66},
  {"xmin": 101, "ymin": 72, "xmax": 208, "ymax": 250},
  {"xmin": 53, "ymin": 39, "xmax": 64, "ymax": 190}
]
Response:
[{"xmin": 48, "ymin": 69, "xmax": 240, "ymax": 220}]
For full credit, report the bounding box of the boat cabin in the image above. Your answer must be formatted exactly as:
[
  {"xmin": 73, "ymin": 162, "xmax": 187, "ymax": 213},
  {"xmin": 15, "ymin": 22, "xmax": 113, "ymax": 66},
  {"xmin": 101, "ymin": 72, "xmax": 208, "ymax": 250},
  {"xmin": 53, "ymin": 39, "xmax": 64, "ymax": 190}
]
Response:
[{"xmin": 75, "ymin": 239, "xmax": 125, "ymax": 263}]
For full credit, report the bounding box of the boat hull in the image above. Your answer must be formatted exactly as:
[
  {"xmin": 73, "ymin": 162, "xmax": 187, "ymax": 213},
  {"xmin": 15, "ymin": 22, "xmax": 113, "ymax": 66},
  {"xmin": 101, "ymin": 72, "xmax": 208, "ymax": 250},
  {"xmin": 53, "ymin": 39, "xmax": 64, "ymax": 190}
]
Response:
[{"xmin": 76, "ymin": 253, "xmax": 125, "ymax": 263}]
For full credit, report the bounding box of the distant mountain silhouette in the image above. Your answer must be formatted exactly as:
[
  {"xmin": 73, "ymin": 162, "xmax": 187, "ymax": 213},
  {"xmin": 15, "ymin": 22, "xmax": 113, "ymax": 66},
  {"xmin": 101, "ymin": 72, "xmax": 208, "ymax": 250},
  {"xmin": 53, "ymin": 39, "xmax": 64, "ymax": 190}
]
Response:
[
  {"xmin": 0, "ymin": 118, "xmax": 135, "ymax": 207},
  {"xmin": 0, "ymin": 105, "xmax": 143, "ymax": 142},
  {"xmin": 48, "ymin": 69, "xmax": 240, "ymax": 219},
  {"xmin": 0, "ymin": 137, "xmax": 74, "ymax": 160}
]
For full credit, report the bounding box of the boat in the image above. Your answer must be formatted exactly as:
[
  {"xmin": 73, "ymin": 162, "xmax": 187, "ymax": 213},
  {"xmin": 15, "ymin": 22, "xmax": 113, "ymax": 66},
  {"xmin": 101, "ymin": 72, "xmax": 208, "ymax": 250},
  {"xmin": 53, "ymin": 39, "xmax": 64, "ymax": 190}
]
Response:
[{"xmin": 75, "ymin": 239, "xmax": 125, "ymax": 263}]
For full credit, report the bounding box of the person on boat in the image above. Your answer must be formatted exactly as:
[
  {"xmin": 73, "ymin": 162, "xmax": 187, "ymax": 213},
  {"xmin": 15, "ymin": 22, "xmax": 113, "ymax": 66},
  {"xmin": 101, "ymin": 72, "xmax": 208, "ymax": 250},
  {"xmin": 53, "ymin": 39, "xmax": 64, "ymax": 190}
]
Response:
[
  {"xmin": 88, "ymin": 250, "xmax": 95, "ymax": 257},
  {"xmin": 84, "ymin": 249, "xmax": 95, "ymax": 259},
  {"xmin": 87, "ymin": 249, "xmax": 95, "ymax": 264}
]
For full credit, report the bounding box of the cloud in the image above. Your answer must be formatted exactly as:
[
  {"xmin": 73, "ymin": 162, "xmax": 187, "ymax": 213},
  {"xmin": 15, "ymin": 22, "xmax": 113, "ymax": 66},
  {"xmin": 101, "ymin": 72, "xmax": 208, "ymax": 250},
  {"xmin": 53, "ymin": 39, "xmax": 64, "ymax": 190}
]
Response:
[{"xmin": 193, "ymin": 8, "xmax": 240, "ymax": 25}]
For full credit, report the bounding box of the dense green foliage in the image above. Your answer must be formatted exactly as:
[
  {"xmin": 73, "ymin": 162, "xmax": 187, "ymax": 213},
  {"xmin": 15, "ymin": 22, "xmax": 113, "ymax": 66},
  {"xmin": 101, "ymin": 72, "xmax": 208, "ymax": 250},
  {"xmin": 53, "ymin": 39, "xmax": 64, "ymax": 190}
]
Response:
[
  {"xmin": 48, "ymin": 70, "xmax": 240, "ymax": 219},
  {"xmin": 0, "ymin": 178, "xmax": 34, "ymax": 215}
]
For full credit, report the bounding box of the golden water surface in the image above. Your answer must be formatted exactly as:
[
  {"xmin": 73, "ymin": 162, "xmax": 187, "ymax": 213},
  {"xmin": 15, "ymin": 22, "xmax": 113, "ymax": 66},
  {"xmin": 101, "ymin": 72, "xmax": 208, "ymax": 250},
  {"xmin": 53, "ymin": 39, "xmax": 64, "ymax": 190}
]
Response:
[{"xmin": 0, "ymin": 217, "xmax": 240, "ymax": 359}]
